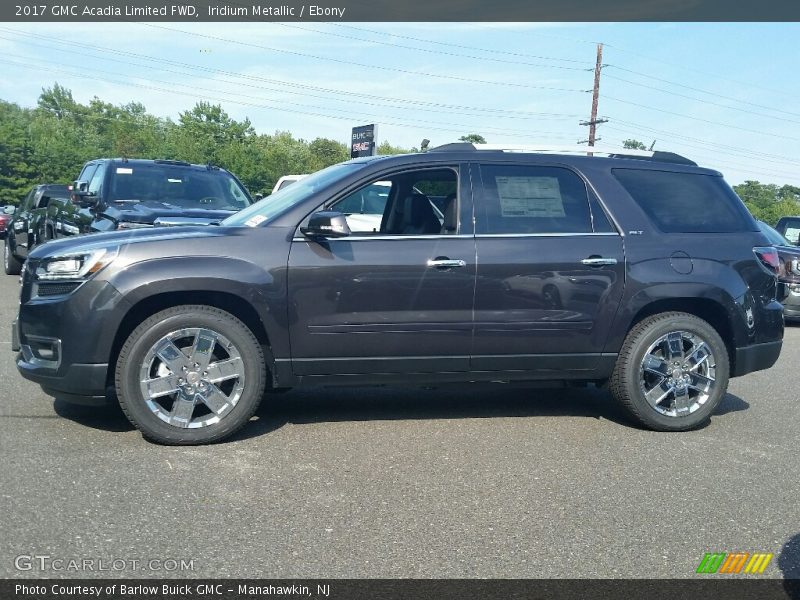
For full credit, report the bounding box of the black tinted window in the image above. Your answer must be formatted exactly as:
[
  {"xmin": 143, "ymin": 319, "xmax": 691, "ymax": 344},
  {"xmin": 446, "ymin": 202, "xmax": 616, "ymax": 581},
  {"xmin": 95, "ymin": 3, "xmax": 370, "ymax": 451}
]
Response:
[
  {"xmin": 613, "ymin": 169, "xmax": 752, "ymax": 233},
  {"xmin": 107, "ymin": 164, "xmax": 250, "ymax": 211},
  {"xmin": 477, "ymin": 165, "xmax": 593, "ymax": 234}
]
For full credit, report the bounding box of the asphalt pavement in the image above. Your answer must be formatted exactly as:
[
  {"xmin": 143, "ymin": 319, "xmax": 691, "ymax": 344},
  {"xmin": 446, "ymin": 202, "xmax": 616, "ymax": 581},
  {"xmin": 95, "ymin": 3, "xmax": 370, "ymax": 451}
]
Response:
[{"xmin": 1, "ymin": 271, "xmax": 798, "ymax": 579}]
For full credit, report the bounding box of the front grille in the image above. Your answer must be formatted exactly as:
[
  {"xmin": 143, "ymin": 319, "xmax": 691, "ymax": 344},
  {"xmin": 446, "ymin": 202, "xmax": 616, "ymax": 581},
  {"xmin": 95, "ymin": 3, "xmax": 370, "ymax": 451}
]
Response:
[{"xmin": 36, "ymin": 281, "xmax": 82, "ymax": 297}]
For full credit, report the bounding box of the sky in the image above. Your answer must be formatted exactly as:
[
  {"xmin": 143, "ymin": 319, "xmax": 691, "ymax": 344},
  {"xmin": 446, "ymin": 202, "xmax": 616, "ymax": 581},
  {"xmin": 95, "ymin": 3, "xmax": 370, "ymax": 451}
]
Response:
[{"xmin": 0, "ymin": 21, "xmax": 798, "ymax": 186}]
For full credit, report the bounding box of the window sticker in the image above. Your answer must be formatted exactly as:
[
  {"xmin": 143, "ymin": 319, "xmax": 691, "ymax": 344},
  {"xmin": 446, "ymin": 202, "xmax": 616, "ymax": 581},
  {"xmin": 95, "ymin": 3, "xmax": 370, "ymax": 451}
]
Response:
[
  {"xmin": 785, "ymin": 227, "xmax": 800, "ymax": 244},
  {"xmin": 116, "ymin": 168, "xmax": 133, "ymax": 175},
  {"xmin": 495, "ymin": 176, "xmax": 565, "ymax": 218},
  {"xmin": 244, "ymin": 215, "xmax": 267, "ymax": 227}
]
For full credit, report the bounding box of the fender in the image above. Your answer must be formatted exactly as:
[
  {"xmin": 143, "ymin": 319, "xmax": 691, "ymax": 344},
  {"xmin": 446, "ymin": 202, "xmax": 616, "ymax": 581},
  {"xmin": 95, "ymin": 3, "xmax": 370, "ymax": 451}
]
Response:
[{"xmin": 105, "ymin": 255, "xmax": 289, "ymax": 367}]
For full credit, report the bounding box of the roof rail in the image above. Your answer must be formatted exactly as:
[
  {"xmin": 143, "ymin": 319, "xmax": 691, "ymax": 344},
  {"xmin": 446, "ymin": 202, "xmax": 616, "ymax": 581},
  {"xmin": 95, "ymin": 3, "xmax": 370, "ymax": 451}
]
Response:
[
  {"xmin": 428, "ymin": 143, "xmax": 696, "ymax": 166},
  {"xmin": 153, "ymin": 159, "xmax": 192, "ymax": 166}
]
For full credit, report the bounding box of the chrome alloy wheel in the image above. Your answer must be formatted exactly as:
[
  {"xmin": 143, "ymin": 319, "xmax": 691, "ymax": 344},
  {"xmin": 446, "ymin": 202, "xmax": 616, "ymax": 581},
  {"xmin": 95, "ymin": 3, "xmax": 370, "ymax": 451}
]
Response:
[
  {"xmin": 139, "ymin": 328, "xmax": 245, "ymax": 429},
  {"xmin": 639, "ymin": 330, "xmax": 716, "ymax": 418}
]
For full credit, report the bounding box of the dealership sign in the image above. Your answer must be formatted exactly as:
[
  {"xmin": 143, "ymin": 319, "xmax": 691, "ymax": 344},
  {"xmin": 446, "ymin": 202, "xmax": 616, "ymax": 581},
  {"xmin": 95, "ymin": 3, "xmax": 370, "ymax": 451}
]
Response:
[{"xmin": 351, "ymin": 124, "xmax": 377, "ymax": 158}]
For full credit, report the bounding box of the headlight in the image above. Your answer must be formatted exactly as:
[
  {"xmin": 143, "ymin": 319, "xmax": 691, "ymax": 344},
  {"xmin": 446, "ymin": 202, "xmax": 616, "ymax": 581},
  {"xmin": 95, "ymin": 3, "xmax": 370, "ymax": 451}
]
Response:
[
  {"xmin": 35, "ymin": 247, "xmax": 119, "ymax": 280},
  {"xmin": 789, "ymin": 283, "xmax": 800, "ymax": 296}
]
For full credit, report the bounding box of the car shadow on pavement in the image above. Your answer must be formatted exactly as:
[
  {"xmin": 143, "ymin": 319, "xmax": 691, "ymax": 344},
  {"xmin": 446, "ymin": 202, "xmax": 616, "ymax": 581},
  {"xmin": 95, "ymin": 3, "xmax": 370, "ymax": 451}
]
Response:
[
  {"xmin": 47, "ymin": 387, "xmax": 751, "ymax": 441},
  {"xmin": 52, "ymin": 397, "xmax": 134, "ymax": 432},
  {"xmin": 229, "ymin": 386, "xmax": 751, "ymax": 443},
  {"xmin": 780, "ymin": 533, "xmax": 800, "ymax": 599},
  {"xmin": 714, "ymin": 393, "xmax": 750, "ymax": 416}
]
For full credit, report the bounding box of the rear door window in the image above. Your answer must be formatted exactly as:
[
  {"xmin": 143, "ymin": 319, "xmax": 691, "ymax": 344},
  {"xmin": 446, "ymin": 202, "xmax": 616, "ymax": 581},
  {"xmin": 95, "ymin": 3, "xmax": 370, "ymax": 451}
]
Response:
[
  {"xmin": 476, "ymin": 164, "xmax": 594, "ymax": 234},
  {"xmin": 613, "ymin": 169, "xmax": 753, "ymax": 233}
]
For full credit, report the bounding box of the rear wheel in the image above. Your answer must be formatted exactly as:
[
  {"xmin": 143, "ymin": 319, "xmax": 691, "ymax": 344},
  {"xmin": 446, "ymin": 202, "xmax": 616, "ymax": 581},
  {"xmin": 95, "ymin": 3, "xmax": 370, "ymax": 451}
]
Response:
[
  {"xmin": 4, "ymin": 239, "xmax": 21, "ymax": 275},
  {"xmin": 609, "ymin": 312, "xmax": 729, "ymax": 431},
  {"xmin": 115, "ymin": 305, "xmax": 266, "ymax": 445}
]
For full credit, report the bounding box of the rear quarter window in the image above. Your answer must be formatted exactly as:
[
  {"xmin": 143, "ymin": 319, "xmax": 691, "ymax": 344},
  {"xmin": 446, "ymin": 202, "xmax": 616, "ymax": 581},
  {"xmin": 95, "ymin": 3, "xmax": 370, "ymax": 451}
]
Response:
[{"xmin": 612, "ymin": 168, "xmax": 753, "ymax": 233}]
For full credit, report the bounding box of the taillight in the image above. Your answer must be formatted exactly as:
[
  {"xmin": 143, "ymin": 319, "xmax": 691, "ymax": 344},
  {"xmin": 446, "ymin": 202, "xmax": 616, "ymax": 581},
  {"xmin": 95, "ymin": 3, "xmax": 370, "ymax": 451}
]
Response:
[{"xmin": 753, "ymin": 246, "xmax": 780, "ymax": 274}]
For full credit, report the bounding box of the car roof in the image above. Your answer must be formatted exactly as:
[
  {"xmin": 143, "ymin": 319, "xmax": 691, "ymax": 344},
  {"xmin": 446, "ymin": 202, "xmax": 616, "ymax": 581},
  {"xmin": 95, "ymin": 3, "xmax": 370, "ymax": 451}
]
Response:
[
  {"xmin": 86, "ymin": 158, "xmax": 231, "ymax": 172},
  {"xmin": 354, "ymin": 148, "xmax": 720, "ymax": 176}
]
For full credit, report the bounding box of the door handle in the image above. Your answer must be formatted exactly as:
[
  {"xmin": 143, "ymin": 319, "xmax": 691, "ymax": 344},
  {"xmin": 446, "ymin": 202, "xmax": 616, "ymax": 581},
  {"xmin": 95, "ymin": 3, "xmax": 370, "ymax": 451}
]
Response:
[
  {"xmin": 580, "ymin": 257, "xmax": 618, "ymax": 266},
  {"xmin": 427, "ymin": 258, "xmax": 466, "ymax": 269}
]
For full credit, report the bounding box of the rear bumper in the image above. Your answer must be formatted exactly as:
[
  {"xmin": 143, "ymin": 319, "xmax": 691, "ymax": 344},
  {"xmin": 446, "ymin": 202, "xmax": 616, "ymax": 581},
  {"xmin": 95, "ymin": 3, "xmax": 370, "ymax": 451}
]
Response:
[{"xmin": 732, "ymin": 340, "xmax": 782, "ymax": 377}]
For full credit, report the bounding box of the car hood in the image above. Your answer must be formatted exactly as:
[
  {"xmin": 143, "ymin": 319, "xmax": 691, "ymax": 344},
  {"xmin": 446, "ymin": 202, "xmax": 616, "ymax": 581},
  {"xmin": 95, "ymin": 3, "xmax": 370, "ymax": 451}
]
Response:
[
  {"xmin": 102, "ymin": 202, "xmax": 239, "ymax": 225},
  {"xmin": 29, "ymin": 224, "xmax": 230, "ymax": 259}
]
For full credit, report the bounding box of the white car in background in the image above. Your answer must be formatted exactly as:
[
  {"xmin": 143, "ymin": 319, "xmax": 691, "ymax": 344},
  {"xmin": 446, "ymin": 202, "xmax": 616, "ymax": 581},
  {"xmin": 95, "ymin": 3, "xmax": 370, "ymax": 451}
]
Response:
[{"xmin": 271, "ymin": 174, "xmax": 308, "ymax": 194}]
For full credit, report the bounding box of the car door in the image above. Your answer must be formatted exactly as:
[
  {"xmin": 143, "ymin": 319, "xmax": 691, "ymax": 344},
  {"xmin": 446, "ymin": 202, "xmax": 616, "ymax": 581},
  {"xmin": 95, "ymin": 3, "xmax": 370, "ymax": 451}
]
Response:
[
  {"xmin": 11, "ymin": 188, "xmax": 37, "ymax": 259},
  {"xmin": 59, "ymin": 163, "xmax": 98, "ymax": 237},
  {"xmin": 286, "ymin": 165, "xmax": 476, "ymax": 375},
  {"xmin": 471, "ymin": 161, "xmax": 625, "ymax": 374}
]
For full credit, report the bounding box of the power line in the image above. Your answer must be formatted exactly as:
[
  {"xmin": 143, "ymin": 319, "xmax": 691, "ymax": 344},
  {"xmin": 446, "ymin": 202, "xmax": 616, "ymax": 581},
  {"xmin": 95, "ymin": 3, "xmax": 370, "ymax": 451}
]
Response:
[
  {"xmin": 136, "ymin": 22, "xmax": 588, "ymax": 94},
  {"xmin": 601, "ymin": 43, "xmax": 798, "ymax": 102},
  {"xmin": 606, "ymin": 118, "xmax": 800, "ymax": 166},
  {"xmin": 602, "ymin": 95, "xmax": 797, "ymax": 142},
  {"xmin": 603, "ymin": 127, "xmax": 800, "ymax": 180},
  {"xmin": 269, "ymin": 22, "xmax": 591, "ymax": 71},
  {"xmin": 2, "ymin": 57, "xmax": 582, "ymax": 142},
  {"xmin": 0, "ymin": 45, "xmax": 579, "ymax": 126},
  {"xmin": 453, "ymin": 22, "xmax": 799, "ymax": 103},
  {"xmin": 0, "ymin": 29, "xmax": 584, "ymax": 121},
  {"xmin": 274, "ymin": 23, "xmax": 591, "ymax": 71},
  {"xmin": 605, "ymin": 66, "xmax": 800, "ymax": 119}
]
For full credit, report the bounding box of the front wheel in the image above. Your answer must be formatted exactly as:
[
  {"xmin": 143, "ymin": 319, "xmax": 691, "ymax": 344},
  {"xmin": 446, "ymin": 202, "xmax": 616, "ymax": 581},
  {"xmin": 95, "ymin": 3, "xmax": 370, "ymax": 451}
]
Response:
[
  {"xmin": 4, "ymin": 239, "xmax": 22, "ymax": 275},
  {"xmin": 609, "ymin": 312, "xmax": 729, "ymax": 431},
  {"xmin": 115, "ymin": 305, "xmax": 266, "ymax": 445}
]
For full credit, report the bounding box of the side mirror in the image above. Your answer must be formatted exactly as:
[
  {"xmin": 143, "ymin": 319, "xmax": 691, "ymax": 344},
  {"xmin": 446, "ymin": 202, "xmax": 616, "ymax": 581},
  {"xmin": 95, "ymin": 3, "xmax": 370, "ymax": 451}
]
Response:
[
  {"xmin": 300, "ymin": 211, "xmax": 351, "ymax": 239},
  {"xmin": 71, "ymin": 180, "xmax": 97, "ymax": 208}
]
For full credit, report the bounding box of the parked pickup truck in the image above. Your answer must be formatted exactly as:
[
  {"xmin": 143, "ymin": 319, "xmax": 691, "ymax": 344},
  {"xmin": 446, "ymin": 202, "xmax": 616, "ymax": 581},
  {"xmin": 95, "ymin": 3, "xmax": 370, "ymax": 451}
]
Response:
[
  {"xmin": 4, "ymin": 184, "xmax": 70, "ymax": 275},
  {"xmin": 61, "ymin": 158, "xmax": 253, "ymax": 235}
]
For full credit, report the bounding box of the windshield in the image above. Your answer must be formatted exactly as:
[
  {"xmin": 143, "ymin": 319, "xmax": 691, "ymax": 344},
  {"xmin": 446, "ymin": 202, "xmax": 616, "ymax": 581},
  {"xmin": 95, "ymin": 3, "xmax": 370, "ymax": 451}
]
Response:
[
  {"xmin": 757, "ymin": 221, "xmax": 790, "ymax": 246},
  {"xmin": 107, "ymin": 164, "xmax": 251, "ymax": 211},
  {"xmin": 223, "ymin": 162, "xmax": 362, "ymax": 227}
]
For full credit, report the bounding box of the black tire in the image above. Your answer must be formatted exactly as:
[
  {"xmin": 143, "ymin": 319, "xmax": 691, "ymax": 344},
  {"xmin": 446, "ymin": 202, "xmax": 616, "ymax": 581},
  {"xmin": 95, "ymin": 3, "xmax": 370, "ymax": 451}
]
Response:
[
  {"xmin": 609, "ymin": 312, "xmax": 729, "ymax": 431},
  {"xmin": 4, "ymin": 239, "xmax": 22, "ymax": 275},
  {"xmin": 115, "ymin": 305, "xmax": 266, "ymax": 445}
]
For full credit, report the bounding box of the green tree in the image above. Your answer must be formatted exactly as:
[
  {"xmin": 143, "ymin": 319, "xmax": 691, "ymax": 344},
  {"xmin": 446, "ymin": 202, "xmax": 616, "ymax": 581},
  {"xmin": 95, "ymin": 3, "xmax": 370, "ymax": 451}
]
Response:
[
  {"xmin": 377, "ymin": 141, "xmax": 415, "ymax": 155},
  {"xmin": 0, "ymin": 101, "xmax": 36, "ymax": 203},
  {"xmin": 733, "ymin": 180, "xmax": 800, "ymax": 225},
  {"xmin": 459, "ymin": 133, "xmax": 487, "ymax": 144},
  {"xmin": 170, "ymin": 102, "xmax": 255, "ymax": 165},
  {"xmin": 308, "ymin": 137, "xmax": 348, "ymax": 172},
  {"xmin": 622, "ymin": 139, "xmax": 647, "ymax": 150}
]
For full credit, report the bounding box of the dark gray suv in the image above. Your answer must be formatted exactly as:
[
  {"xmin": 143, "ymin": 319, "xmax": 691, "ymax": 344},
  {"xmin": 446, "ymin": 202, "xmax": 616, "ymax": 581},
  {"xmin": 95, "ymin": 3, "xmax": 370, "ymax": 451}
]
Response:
[{"xmin": 12, "ymin": 144, "xmax": 784, "ymax": 444}]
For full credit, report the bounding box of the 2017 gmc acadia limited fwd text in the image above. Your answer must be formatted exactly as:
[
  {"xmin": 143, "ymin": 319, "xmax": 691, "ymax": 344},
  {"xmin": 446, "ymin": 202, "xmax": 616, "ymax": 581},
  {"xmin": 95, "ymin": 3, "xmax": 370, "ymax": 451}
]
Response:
[{"xmin": 12, "ymin": 145, "xmax": 784, "ymax": 444}]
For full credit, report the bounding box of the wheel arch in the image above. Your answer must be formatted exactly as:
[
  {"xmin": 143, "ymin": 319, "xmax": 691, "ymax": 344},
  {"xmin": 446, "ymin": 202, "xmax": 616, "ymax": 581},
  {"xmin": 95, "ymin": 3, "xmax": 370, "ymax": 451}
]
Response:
[
  {"xmin": 107, "ymin": 291, "xmax": 274, "ymax": 388},
  {"xmin": 627, "ymin": 297, "xmax": 736, "ymax": 371}
]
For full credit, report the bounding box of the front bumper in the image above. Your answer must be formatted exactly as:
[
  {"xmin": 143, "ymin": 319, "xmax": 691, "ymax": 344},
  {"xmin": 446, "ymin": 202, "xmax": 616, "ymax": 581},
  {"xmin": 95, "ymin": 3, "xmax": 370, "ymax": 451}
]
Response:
[
  {"xmin": 17, "ymin": 356, "xmax": 109, "ymax": 404},
  {"xmin": 15, "ymin": 270, "xmax": 126, "ymax": 404},
  {"xmin": 732, "ymin": 340, "xmax": 783, "ymax": 377}
]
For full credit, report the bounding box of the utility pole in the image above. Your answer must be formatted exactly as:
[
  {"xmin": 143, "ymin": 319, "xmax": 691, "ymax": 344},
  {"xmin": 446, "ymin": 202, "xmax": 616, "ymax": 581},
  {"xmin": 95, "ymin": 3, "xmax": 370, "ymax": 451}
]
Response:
[
  {"xmin": 579, "ymin": 43, "xmax": 607, "ymax": 153},
  {"xmin": 588, "ymin": 43, "xmax": 603, "ymax": 148}
]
